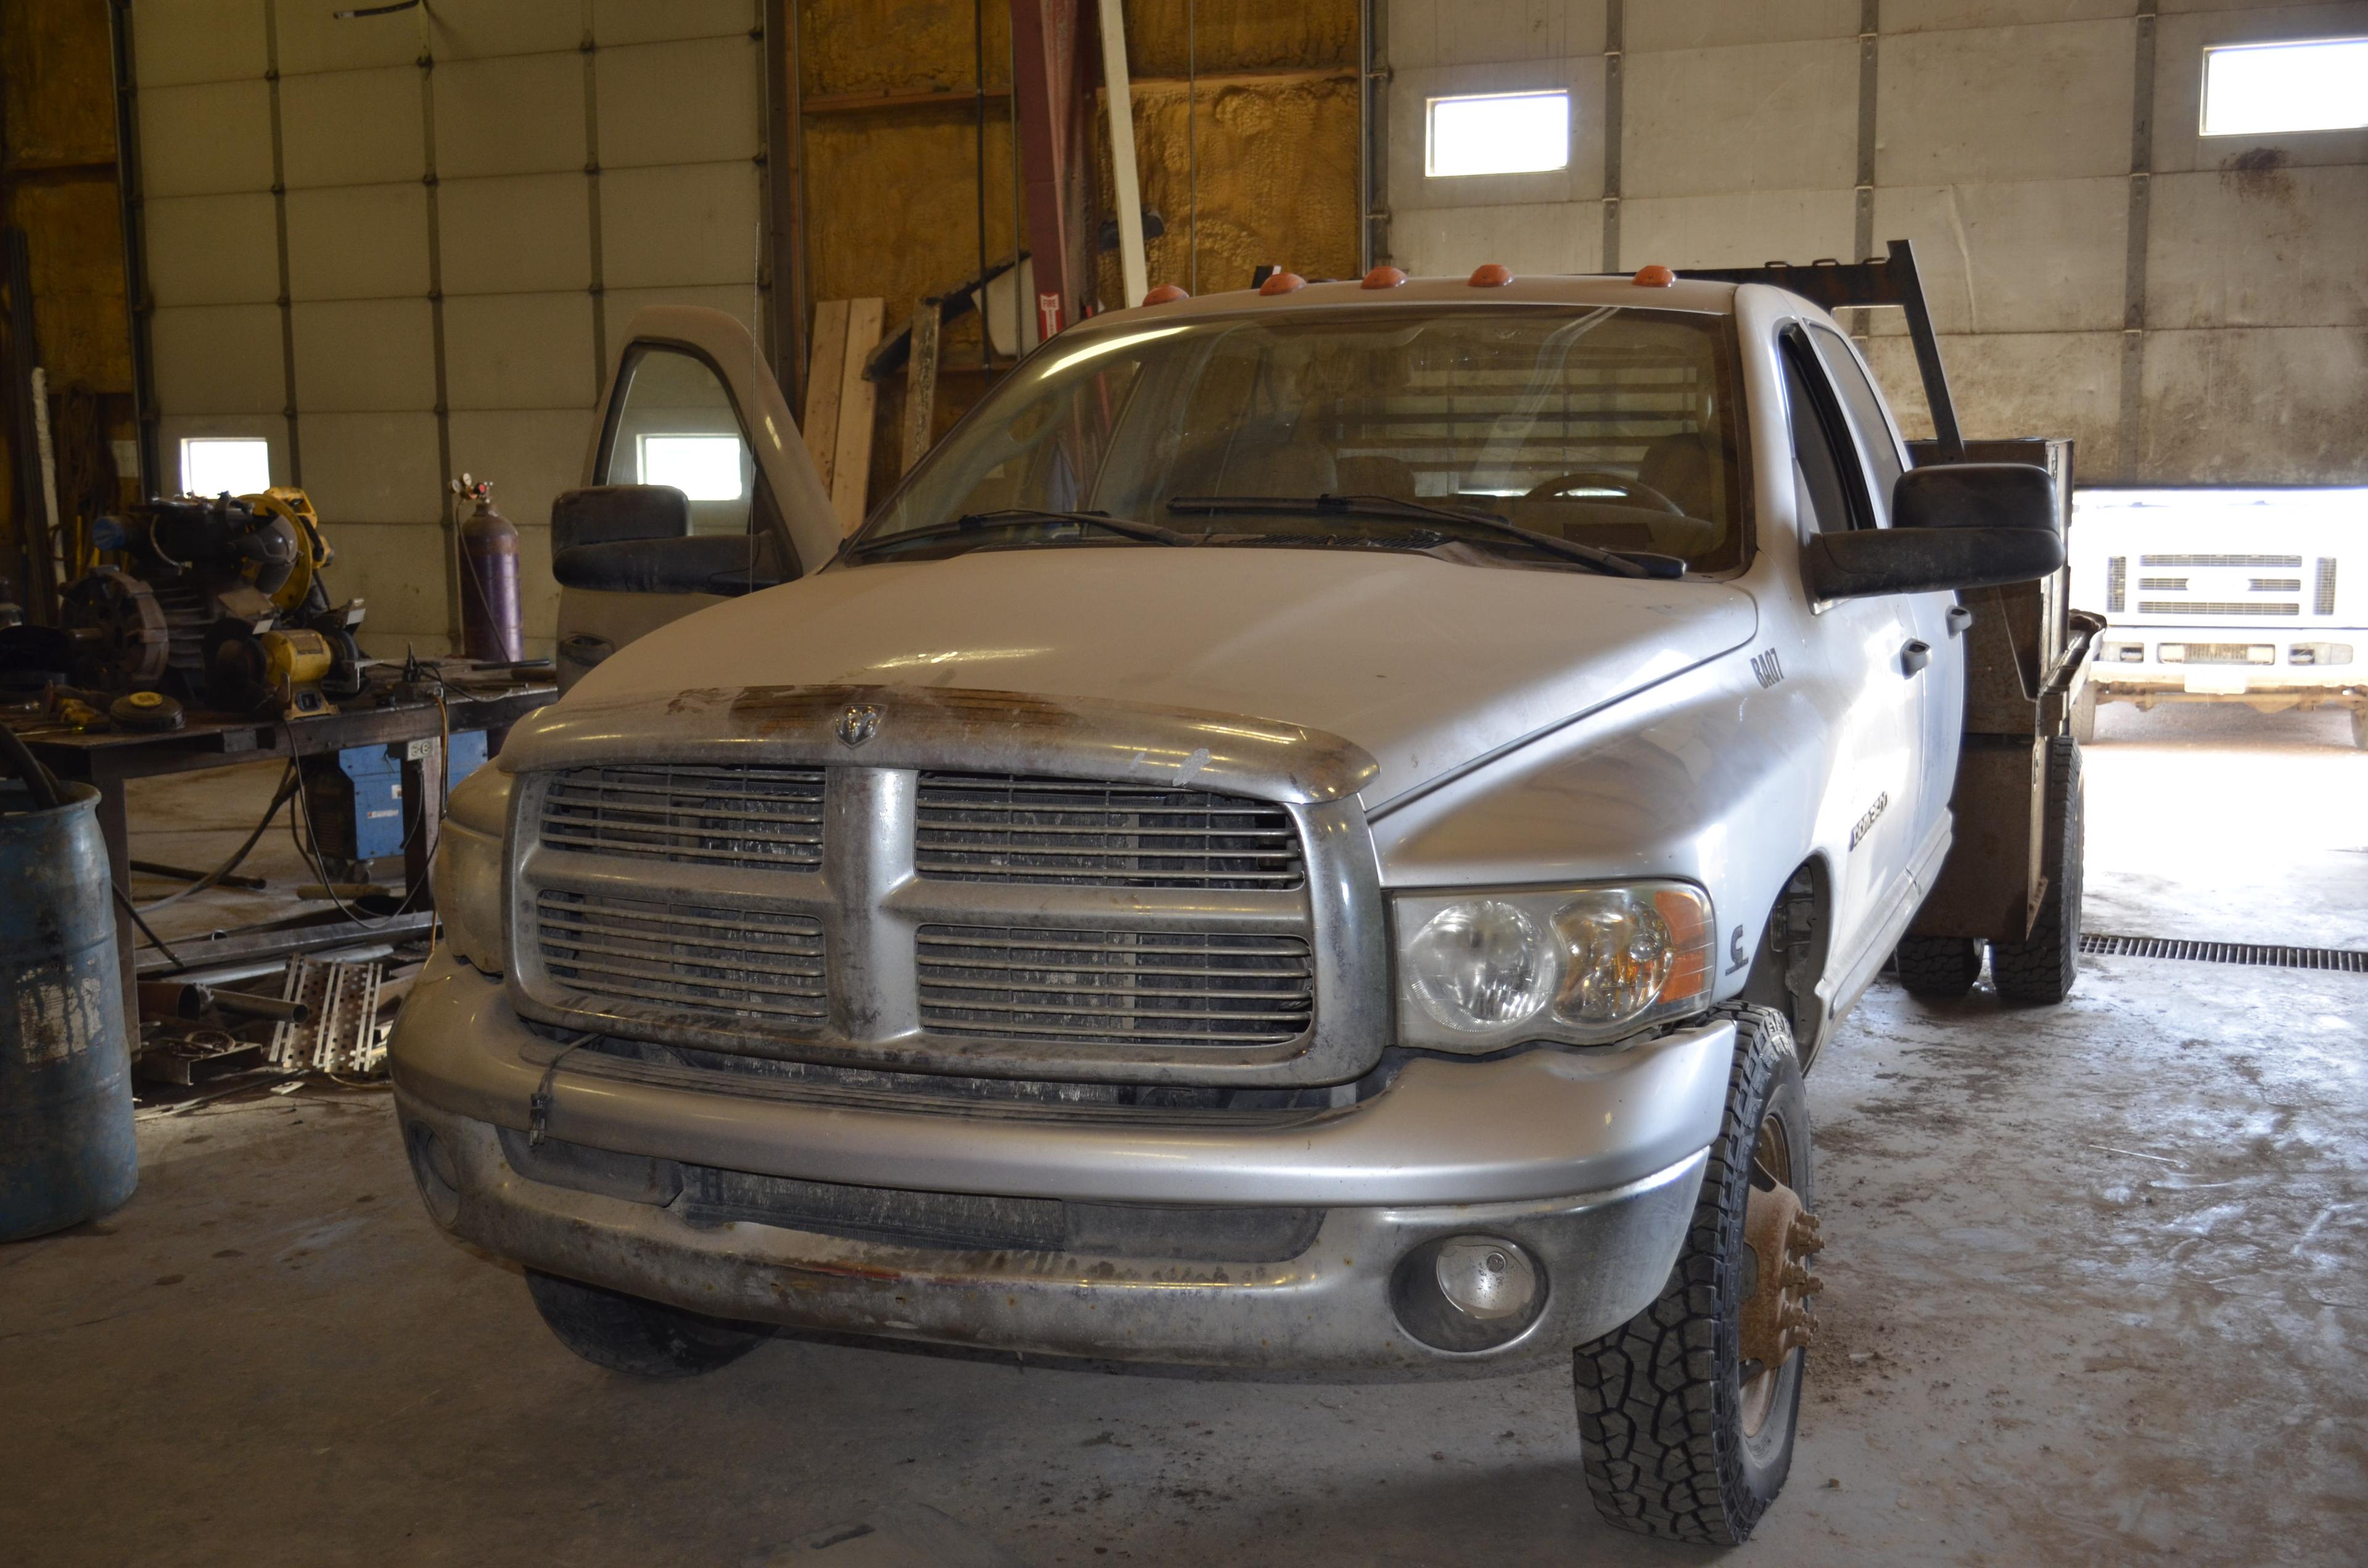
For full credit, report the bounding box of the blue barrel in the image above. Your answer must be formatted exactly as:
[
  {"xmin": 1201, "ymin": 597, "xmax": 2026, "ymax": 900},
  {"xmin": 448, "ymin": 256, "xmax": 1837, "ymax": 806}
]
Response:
[{"xmin": 2, "ymin": 780, "xmax": 138, "ymax": 1241}]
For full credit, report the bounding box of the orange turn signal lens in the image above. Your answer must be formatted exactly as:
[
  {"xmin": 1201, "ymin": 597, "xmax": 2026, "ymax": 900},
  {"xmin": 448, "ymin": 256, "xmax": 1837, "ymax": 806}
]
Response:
[
  {"xmin": 1141, "ymin": 283, "xmax": 1190, "ymax": 305},
  {"xmin": 1468, "ymin": 262, "xmax": 1513, "ymax": 288},
  {"xmin": 1632, "ymin": 264, "xmax": 1676, "ymax": 287},
  {"xmin": 1258, "ymin": 271, "xmax": 1307, "ymax": 296},
  {"xmin": 1361, "ymin": 265, "xmax": 1408, "ymax": 289}
]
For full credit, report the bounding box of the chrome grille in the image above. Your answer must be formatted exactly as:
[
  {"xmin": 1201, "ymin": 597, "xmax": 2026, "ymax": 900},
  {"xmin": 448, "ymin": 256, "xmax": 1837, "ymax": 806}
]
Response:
[
  {"xmin": 2317, "ymin": 559, "xmax": 2337, "ymax": 616},
  {"xmin": 2178, "ymin": 644, "xmax": 2271, "ymax": 665},
  {"xmin": 2140, "ymin": 553, "xmax": 2300, "ymax": 568},
  {"xmin": 541, "ymin": 764, "xmax": 823, "ymax": 868},
  {"xmin": 915, "ymin": 772, "xmax": 1304, "ymax": 889},
  {"xmin": 2140, "ymin": 601, "xmax": 2297, "ymax": 617},
  {"xmin": 2106, "ymin": 556, "xmax": 2126, "ymax": 613},
  {"xmin": 917, "ymin": 925, "xmax": 1314, "ymax": 1046},
  {"xmin": 536, "ymin": 889, "xmax": 826, "ymax": 1025}
]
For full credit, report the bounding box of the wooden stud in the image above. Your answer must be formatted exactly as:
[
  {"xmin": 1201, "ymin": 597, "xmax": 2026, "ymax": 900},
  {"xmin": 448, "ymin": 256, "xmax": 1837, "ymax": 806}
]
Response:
[
  {"xmin": 801, "ymin": 298, "xmax": 850, "ymax": 491},
  {"xmin": 831, "ymin": 297, "xmax": 886, "ymax": 534},
  {"xmin": 902, "ymin": 298, "xmax": 942, "ymax": 474}
]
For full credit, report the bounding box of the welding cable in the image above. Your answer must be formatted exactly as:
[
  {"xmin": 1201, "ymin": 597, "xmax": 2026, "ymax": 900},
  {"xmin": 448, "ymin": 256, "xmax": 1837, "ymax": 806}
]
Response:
[
  {"xmin": 133, "ymin": 758, "xmax": 303, "ymax": 914},
  {"xmin": 115, "ymin": 884, "xmax": 186, "ymax": 967}
]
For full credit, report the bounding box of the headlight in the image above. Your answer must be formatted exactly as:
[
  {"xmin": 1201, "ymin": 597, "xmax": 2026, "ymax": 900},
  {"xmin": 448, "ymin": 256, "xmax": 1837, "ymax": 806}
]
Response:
[
  {"xmin": 1394, "ymin": 882, "xmax": 1714, "ymax": 1050},
  {"xmin": 432, "ymin": 765, "xmax": 512, "ymax": 975}
]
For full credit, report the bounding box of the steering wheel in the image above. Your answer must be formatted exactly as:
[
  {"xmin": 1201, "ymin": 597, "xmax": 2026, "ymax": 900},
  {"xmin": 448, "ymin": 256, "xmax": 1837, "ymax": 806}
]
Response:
[
  {"xmin": 1522, "ymin": 469, "xmax": 1684, "ymax": 514},
  {"xmin": 1520, "ymin": 469, "xmax": 1722, "ymax": 552}
]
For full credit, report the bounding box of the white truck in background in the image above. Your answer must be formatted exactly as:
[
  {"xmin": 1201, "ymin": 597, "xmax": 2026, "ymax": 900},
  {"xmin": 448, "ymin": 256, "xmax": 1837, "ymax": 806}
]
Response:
[{"xmin": 2068, "ymin": 488, "xmax": 2366, "ymax": 748}]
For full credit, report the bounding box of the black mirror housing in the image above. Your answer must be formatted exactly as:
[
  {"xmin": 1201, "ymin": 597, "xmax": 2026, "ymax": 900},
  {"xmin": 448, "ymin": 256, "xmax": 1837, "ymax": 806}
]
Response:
[
  {"xmin": 552, "ymin": 532, "xmax": 791, "ymax": 597},
  {"xmin": 551, "ymin": 485, "xmax": 691, "ymax": 552},
  {"xmin": 1806, "ymin": 525, "xmax": 2063, "ymax": 601},
  {"xmin": 1891, "ymin": 462, "xmax": 2056, "ymax": 533}
]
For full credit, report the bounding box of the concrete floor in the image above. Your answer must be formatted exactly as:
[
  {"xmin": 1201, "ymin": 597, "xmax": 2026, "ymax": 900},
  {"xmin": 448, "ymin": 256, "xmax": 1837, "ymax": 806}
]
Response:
[{"xmin": 4, "ymin": 705, "xmax": 2363, "ymax": 1566}]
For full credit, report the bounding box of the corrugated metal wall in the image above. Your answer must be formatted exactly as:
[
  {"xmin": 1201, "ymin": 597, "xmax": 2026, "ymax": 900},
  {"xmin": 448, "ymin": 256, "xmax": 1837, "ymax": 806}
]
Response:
[
  {"xmin": 132, "ymin": 0, "xmax": 767, "ymax": 659},
  {"xmin": 1383, "ymin": 0, "xmax": 2368, "ymax": 486}
]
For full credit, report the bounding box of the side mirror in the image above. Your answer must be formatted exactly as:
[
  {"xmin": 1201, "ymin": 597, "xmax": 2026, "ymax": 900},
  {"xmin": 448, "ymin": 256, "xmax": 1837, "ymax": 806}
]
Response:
[
  {"xmin": 552, "ymin": 532, "xmax": 791, "ymax": 597},
  {"xmin": 1806, "ymin": 462, "xmax": 2062, "ymax": 601},
  {"xmin": 551, "ymin": 485, "xmax": 689, "ymax": 552}
]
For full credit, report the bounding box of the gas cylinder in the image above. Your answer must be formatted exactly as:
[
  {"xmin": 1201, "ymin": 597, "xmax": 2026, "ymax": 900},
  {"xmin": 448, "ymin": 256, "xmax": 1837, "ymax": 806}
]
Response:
[
  {"xmin": 453, "ymin": 474, "xmax": 522, "ymax": 663},
  {"xmin": 0, "ymin": 770, "xmax": 136, "ymax": 1241}
]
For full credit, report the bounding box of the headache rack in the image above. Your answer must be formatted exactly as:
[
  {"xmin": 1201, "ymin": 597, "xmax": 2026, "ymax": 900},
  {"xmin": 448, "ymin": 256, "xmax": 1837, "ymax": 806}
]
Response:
[{"xmin": 1685, "ymin": 239, "xmax": 1965, "ymax": 464}]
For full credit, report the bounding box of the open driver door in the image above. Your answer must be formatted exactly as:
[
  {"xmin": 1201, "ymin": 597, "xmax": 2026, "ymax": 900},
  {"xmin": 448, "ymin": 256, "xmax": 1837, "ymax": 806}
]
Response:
[{"xmin": 551, "ymin": 306, "xmax": 842, "ymax": 690}]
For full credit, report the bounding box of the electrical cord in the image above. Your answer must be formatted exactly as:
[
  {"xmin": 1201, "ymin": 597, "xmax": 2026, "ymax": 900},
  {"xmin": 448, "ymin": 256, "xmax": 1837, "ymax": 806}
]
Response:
[{"xmin": 132, "ymin": 757, "xmax": 302, "ymax": 913}]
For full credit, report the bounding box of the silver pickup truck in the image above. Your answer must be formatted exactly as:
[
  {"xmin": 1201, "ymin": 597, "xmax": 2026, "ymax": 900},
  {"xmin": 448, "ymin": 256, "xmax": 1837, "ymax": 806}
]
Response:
[{"xmin": 390, "ymin": 245, "xmax": 2079, "ymax": 1545}]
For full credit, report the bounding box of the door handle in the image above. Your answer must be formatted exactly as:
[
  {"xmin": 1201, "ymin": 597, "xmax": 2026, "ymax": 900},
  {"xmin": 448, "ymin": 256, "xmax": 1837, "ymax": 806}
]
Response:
[{"xmin": 1900, "ymin": 639, "xmax": 1931, "ymax": 676}]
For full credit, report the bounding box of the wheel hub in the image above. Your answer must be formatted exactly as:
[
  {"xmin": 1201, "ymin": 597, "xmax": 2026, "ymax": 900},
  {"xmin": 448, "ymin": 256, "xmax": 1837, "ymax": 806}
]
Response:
[{"xmin": 1737, "ymin": 1119, "xmax": 1823, "ymax": 1436}]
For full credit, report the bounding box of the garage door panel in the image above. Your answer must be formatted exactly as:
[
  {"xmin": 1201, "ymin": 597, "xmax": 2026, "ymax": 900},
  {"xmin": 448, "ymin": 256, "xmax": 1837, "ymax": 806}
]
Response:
[
  {"xmin": 428, "ymin": 0, "xmax": 583, "ymax": 60},
  {"xmin": 433, "ymin": 52, "xmax": 587, "ymax": 179},
  {"xmin": 1872, "ymin": 179, "xmax": 2126, "ymax": 336},
  {"xmin": 438, "ymin": 173, "xmax": 593, "ymax": 295},
  {"xmin": 158, "ymin": 414, "xmax": 289, "ymax": 495},
  {"xmin": 2147, "ymin": 166, "xmax": 2368, "ymax": 332},
  {"xmin": 1620, "ymin": 188, "xmax": 1855, "ymax": 277},
  {"xmin": 133, "ymin": 1, "xmax": 271, "ymax": 89},
  {"xmin": 281, "ymin": 67, "xmax": 426, "ymax": 188},
  {"xmin": 1393, "ymin": 201, "xmax": 1603, "ymax": 278},
  {"xmin": 600, "ymin": 163, "xmax": 760, "ymax": 290},
  {"xmin": 449, "ymin": 409, "xmax": 596, "ymax": 533},
  {"xmin": 152, "ymin": 303, "xmax": 286, "ymax": 414},
  {"xmin": 1625, "ymin": 39, "xmax": 1857, "ymax": 199},
  {"xmin": 2139, "ymin": 327, "xmax": 2368, "ymax": 485},
  {"xmin": 274, "ymin": 5, "xmax": 425, "ymax": 75},
  {"xmin": 593, "ymin": 0, "xmax": 756, "ymax": 47},
  {"xmin": 333, "ymin": 521, "xmax": 453, "ymax": 648},
  {"xmin": 300, "ymin": 412, "xmax": 443, "ymax": 525},
  {"xmin": 443, "ymin": 292, "xmax": 599, "ymax": 411},
  {"xmin": 602, "ymin": 285, "xmax": 757, "ymax": 356},
  {"xmin": 286, "ymin": 184, "xmax": 432, "ymax": 302},
  {"xmin": 1864, "ymin": 329, "xmax": 2124, "ymax": 472},
  {"xmin": 139, "ymin": 80, "xmax": 273, "ymax": 197},
  {"xmin": 1877, "ymin": 19, "xmax": 2134, "ymax": 186},
  {"xmin": 144, "ymin": 193, "xmax": 280, "ymax": 307},
  {"xmin": 291, "ymin": 298, "xmax": 437, "ymax": 411},
  {"xmin": 596, "ymin": 37, "xmax": 760, "ymax": 170}
]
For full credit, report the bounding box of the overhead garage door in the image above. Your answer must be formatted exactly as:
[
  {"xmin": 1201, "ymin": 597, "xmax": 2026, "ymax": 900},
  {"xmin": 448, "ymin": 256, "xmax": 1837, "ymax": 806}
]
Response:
[{"xmin": 131, "ymin": 0, "xmax": 764, "ymax": 659}]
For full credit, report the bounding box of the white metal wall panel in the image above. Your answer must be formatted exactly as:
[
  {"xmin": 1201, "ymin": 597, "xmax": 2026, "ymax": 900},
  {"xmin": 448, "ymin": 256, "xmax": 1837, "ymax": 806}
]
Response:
[{"xmin": 136, "ymin": 0, "xmax": 768, "ymax": 658}]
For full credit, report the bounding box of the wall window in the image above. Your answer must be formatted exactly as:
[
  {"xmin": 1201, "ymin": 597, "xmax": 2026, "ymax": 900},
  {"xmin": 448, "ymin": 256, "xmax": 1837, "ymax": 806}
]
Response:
[
  {"xmin": 2201, "ymin": 38, "xmax": 2368, "ymax": 136},
  {"xmin": 1426, "ymin": 90, "xmax": 1570, "ymax": 178},
  {"xmin": 638, "ymin": 434, "xmax": 746, "ymax": 501},
  {"xmin": 179, "ymin": 437, "xmax": 271, "ymax": 497}
]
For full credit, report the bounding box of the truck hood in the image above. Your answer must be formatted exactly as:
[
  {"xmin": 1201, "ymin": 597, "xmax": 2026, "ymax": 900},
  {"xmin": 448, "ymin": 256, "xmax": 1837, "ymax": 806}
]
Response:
[{"xmin": 568, "ymin": 548, "xmax": 1758, "ymax": 807}]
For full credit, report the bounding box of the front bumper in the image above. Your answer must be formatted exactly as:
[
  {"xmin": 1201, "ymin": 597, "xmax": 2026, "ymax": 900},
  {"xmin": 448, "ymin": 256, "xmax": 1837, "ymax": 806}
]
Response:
[{"xmin": 390, "ymin": 954, "xmax": 1730, "ymax": 1368}]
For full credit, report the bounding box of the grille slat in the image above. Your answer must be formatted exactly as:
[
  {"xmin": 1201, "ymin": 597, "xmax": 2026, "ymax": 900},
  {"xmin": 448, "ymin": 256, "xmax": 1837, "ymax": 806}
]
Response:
[
  {"xmin": 2139, "ymin": 601, "xmax": 2298, "ymax": 617},
  {"xmin": 2139, "ymin": 553, "xmax": 2301, "ymax": 568},
  {"xmin": 918, "ymin": 925, "xmax": 1314, "ymax": 1048},
  {"xmin": 538, "ymin": 889, "xmax": 827, "ymax": 1024},
  {"xmin": 543, "ymin": 763, "xmax": 824, "ymax": 868},
  {"xmin": 2317, "ymin": 559, "xmax": 2338, "ymax": 616},
  {"xmin": 915, "ymin": 771, "xmax": 1305, "ymax": 890}
]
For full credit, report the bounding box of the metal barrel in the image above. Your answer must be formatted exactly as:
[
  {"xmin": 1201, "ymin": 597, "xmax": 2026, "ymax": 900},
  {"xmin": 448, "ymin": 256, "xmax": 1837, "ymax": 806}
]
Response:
[{"xmin": 1, "ymin": 781, "xmax": 138, "ymax": 1241}]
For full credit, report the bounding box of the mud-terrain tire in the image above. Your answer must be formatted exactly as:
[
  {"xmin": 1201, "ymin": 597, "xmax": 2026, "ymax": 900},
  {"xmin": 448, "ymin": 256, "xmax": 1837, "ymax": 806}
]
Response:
[
  {"xmin": 1893, "ymin": 935, "xmax": 1985, "ymax": 999},
  {"xmin": 2070, "ymin": 683, "xmax": 2098, "ymax": 744},
  {"xmin": 1572, "ymin": 1006, "xmax": 1817, "ymax": 1545},
  {"xmin": 524, "ymin": 1269, "xmax": 771, "ymax": 1377},
  {"xmin": 1992, "ymin": 736, "xmax": 2084, "ymax": 1004}
]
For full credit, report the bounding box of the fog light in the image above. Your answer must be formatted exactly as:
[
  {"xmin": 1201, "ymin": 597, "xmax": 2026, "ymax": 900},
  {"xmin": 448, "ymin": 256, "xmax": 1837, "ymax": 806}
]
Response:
[
  {"xmin": 2158, "ymin": 643, "xmax": 2186, "ymax": 663},
  {"xmin": 404, "ymin": 1120, "xmax": 462, "ymax": 1229},
  {"xmin": 1391, "ymin": 1234, "xmax": 1547, "ymax": 1352}
]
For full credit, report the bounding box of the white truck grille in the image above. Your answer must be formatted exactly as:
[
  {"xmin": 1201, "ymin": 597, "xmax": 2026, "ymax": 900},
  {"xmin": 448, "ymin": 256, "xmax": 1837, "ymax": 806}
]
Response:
[
  {"xmin": 916, "ymin": 926, "xmax": 1314, "ymax": 1046},
  {"xmin": 535, "ymin": 889, "xmax": 828, "ymax": 1024},
  {"xmin": 914, "ymin": 772, "xmax": 1304, "ymax": 889},
  {"xmin": 541, "ymin": 764, "xmax": 824, "ymax": 868}
]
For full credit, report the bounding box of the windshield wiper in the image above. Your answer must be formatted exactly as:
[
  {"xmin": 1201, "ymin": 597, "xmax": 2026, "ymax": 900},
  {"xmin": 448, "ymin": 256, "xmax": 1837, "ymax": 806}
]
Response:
[
  {"xmin": 847, "ymin": 507, "xmax": 1195, "ymax": 559},
  {"xmin": 1168, "ymin": 494, "xmax": 1671, "ymax": 579}
]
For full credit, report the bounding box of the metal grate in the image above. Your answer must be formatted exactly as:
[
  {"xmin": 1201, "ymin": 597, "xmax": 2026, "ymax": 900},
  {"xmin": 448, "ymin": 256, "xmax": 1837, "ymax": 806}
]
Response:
[
  {"xmin": 915, "ymin": 773, "xmax": 1304, "ymax": 889},
  {"xmin": 2137, "ymin": 576, "xmax": 2186, "ymax": 591},
  {"xmin": 917, "ymin": 924, "xmax": 1314, "ymax": 1046},
  {"xmin": 2250, "ymin": 578, "xmax": 2301, "ymax": 593},
  {"xmin": 2317, "ymin": 559, "xmax": 2338, "ymax": 616},
  {"xmin": 541, "ymin": 764, "xmax": 824, "ymax": 868},
  {"xmin": 2140, "ymin": 554, "xmax": 2301, "ymax": 568},
  {"xmin": 2140, "ymin": 601, "xmax": 2297, "ymax": 617},
  {"xmin": 537, "ymin": 889, "xmax": 827, "ymax": 1023},
  {"xmin": 2106, "ymin": 556, "xmax": 2126, "ymax": 613},
  {"xmin": 2080, "ymin": 932, "xmax": 2368, "ymax": 973},
  {"xmin": 2176, "ymin": 643, "xmax": 2271, "ymax": 665}
]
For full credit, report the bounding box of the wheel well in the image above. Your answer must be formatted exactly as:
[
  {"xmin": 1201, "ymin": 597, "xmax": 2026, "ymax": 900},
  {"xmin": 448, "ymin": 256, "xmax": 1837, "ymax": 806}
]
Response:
[{"xmin": 1739, "ymin": 858, "xmax": 1832, "ymax": 1069}]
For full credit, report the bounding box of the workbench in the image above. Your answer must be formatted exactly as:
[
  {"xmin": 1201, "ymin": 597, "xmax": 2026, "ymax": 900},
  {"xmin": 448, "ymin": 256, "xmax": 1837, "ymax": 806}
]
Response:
[{"xmin": 12, "ymin": 674, "xmax": 556, "ymax": 1027}]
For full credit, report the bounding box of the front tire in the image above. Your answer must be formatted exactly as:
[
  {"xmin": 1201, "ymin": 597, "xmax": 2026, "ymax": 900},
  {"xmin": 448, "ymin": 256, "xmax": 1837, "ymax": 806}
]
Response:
[
  {"xmin": 1991, "ymin": 736, "xmax": 2084, "ymax": 1004},
  {"xmin": 1572, "ymin": 1006, "xmax": 1822, "ymax": 1545},
  {"xmin": 524, "ymin": 1269, "xmax": 771, "ymax": 1378}
]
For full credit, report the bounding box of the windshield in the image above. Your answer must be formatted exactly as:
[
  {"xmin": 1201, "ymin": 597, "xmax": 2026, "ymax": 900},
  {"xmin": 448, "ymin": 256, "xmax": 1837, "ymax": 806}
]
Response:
[{"xmin": 858, "ymin": 305, "xmax": 1748, "ymax": 573}]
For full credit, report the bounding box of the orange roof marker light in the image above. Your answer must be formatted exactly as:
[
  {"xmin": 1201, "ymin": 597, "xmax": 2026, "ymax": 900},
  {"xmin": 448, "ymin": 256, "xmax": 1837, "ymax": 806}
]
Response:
[
  {"xmin": 1142, "ymin": 284, "xmax": 1191, "ymax": 305},
  {"xmin": 1468, "ymin": 262, "xmax": 1513, "ymax": 288},
  {"xmin": 1632, "ymin": 264, "xmax": 1676, "ymax": 287},
  {"xmin": 1259, "ymin": 271, "xmax": 1307, "ymax": 296},
  {"xmin": 1361, "ymin": 265, "xmax": 1408, "ymax": 289}
]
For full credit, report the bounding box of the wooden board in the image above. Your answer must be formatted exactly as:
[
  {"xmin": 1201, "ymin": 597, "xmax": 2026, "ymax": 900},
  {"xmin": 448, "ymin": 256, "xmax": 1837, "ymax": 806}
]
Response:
[
  {"xmin": 802, "ymin": 298, "xmax": 852, "ymax": 491},
  {"xmin": 831, "ymin": 297, "xmax": 886, "ymax": 534},
  {"xmin": 902, "ymin": 298, "xmax": 941, "ymax": 474}
]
